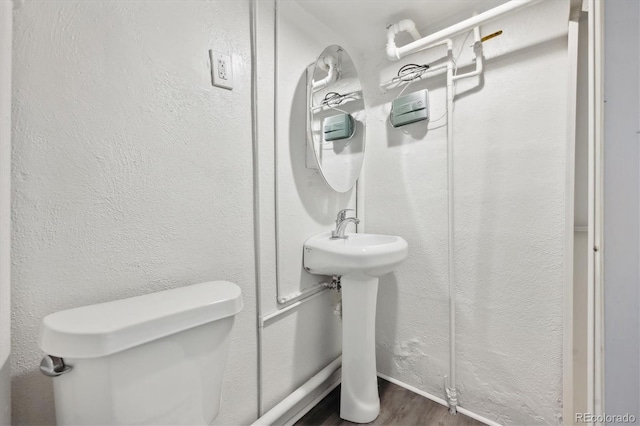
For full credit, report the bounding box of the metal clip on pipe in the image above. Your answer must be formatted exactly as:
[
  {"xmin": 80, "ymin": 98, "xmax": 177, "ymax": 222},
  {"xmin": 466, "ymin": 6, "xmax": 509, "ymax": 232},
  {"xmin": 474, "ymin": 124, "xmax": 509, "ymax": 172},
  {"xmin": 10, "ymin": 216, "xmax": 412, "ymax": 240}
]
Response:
[
  {"xmin": 40, "ymin": 355, "xmax": 72, "ymax": 377},
  {"xmin": 322, "ymin": 276, "xmax": 341, "ymax": 291}
]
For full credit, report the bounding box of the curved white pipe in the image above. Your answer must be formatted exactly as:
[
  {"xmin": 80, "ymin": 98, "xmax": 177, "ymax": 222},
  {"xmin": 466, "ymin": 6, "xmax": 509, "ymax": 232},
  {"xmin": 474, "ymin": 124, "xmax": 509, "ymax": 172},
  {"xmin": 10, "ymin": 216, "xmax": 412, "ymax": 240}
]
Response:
[
  {"xmin": 386, "ymin": 0, "xmax": 542, "ymax": 60},
  {"xmin": 386, "ymin": 19, "xmax": 422, "ymax": 60},
  {"xmin": 312, "ymin": 55, "xmax": 338, "ymax": 90}
]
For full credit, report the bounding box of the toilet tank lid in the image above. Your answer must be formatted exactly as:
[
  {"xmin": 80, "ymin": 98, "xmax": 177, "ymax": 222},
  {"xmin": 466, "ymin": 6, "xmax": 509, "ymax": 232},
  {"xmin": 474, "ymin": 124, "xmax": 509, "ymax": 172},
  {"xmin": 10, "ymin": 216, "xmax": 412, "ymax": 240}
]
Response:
[{"xmin": 39, "ymin": 281, "xmax": 243, "ymax": 359}]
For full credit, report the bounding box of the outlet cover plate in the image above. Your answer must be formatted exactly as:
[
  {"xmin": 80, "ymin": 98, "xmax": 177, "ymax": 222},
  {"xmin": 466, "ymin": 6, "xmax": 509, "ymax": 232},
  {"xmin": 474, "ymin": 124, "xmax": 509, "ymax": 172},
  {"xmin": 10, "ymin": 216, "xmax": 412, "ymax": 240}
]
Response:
[{"xmin": 210, "ymin": 50, "xmax": 233, "ymax": 90}]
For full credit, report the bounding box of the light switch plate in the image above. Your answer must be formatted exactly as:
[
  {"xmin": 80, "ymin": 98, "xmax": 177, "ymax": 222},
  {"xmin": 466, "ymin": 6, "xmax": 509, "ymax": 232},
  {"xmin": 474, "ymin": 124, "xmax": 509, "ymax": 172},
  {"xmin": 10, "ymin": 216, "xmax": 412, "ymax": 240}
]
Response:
[{"xmin": 209, "ymin": 50, "xmax": 233, "ymax": 90}]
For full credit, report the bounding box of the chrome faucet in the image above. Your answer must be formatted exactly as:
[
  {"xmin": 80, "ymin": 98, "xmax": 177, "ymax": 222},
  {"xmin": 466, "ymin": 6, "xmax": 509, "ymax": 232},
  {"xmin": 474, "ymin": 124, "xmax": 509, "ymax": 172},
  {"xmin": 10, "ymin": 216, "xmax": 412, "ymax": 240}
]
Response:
[{"xmin": 331, "ymin": 209, "xmax": 360, "ymax": 239}]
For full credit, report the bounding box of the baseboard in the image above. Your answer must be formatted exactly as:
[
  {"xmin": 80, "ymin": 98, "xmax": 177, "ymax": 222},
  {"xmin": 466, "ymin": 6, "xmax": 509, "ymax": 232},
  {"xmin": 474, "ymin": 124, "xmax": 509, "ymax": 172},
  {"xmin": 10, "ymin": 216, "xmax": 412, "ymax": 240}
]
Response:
[
  {"xmin": 281, "ymin": 373, "xmax": 341, "ymax": 426},
  {"xmin": 269, "ymin": 369, "xmax": 501, "ymax": 426},
  {"xmin": 376, "ymin": 373, "xmax": 503, "ymax": 426}
]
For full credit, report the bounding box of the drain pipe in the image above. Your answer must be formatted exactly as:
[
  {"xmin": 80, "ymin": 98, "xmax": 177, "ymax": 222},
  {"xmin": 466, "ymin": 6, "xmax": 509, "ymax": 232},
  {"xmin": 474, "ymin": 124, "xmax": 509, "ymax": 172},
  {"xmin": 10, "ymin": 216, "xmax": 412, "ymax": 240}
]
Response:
[
  {"xmin": 383, "ymin": 26, "xmax": 484, "ymax": 414},
  {"xmin": 445, "ymin": 25, "xmax": 484, "ymax": 416},
  {"xmin": 444, "ymin": 43, "xmax": 458, "ymax": 415},
  {"xmin": 311, "ymin": 55, "xmax": 338, "ymax": 90},
  {"xmin": 403, "ymin": 37, "xmax": 459, "ymax": 414}
]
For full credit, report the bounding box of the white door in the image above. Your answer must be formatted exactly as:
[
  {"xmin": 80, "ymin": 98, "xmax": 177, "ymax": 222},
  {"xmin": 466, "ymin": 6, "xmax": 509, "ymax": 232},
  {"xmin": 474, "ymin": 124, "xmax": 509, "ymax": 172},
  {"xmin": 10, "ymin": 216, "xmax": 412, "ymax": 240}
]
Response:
[{"xmin": 0, "ymin": 1, "xmax": 14, "ymax": 424}]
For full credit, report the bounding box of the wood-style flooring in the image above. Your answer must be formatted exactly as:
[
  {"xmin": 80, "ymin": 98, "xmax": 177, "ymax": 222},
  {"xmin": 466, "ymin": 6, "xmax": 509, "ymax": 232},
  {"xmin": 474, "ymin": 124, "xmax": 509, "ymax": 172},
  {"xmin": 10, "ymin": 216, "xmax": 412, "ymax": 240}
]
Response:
[{"xmin": 295, "ymin": 378, "xmax": 484, "ymax": 426}]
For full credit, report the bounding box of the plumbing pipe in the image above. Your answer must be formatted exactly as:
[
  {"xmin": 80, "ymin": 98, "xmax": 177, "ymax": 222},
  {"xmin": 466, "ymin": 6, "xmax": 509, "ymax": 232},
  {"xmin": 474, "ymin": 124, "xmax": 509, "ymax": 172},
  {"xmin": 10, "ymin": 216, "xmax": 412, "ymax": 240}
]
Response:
[
  {"xmin": 277, "ymin": 283, "xmax": 328, "ymax": 305},
  {"xmin": 452, "ymin": 26, "xmax": 483, "ymax": 81},
  {"xmin": 312, "ymin": 55, "xmax": 338, "ymax": 90},
  {"xmin": 251, "ymin": 356, "xmax": 342, "ymax": 426},
  {"xmin": 379, "ymin": 63, "xmax": 449, "ymax": 88},
  {"xmin": 248, "ymin": 0, "xmax": 265, "ymax": 416},
  {"xmin": 260, "ymin": 287, "xmax": 329, "ymax": 327},
  {"xmin": 386, "ymin": 0, "xmax": 542, "ymax": 60},
  {"xmin": 444, "ymin": 47, "xmax": 458, "ymax": 415},
  {"xmin": 386, "ymin": 19, "xmax": 422, "ymax": 55},
  {"xmin": 397, "ymin": 36, "xmax": 457, "ymax": 413},
  {"xmin": 381, "ymin": 27, "xmax": 483, "ymax": 89},
  {"xmin": 392, "ymin": 30, "xmax": 482, "ymax": 414}
]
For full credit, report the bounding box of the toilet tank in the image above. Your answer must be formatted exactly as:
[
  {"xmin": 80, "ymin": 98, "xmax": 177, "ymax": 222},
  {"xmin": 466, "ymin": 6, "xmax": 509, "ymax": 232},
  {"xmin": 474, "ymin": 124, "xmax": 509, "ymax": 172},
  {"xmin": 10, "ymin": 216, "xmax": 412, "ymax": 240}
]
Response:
[{"xmin": 39, "ymin": 281, "xmax": 243, "ymax": 426}]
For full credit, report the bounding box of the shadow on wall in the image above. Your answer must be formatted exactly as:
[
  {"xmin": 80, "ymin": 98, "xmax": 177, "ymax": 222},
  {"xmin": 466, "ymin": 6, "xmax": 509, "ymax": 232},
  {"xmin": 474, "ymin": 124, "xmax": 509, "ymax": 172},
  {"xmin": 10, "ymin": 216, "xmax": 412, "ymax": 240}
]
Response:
[
  {"xmin": 375, "ymin": 273, "xmax": 400, "ymax": 374},
  {"xmin": 386, "ymin": 115, "xmax": 428, "ymax": 147},
  {"xmin": 12, "ymin": 369, "xmax": 55, "ymax": 424},
  {"xmin": 293, "ymin": 290, "xmax": 342, "ymax": 388},
  {"xmin": 289, "ymin": 70, "xmax": 352, "ymax": 223},
  {"xmin": 382, "ymin": 74, "xmax": 439, "ymax": 148}
]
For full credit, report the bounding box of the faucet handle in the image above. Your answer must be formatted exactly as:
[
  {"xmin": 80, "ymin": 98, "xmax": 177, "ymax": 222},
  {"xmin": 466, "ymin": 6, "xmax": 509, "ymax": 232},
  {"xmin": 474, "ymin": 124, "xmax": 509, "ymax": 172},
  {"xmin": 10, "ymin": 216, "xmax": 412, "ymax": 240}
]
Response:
[{"xmin": 336, "ymin": 208, "xmax": 355, "ymax": 222}]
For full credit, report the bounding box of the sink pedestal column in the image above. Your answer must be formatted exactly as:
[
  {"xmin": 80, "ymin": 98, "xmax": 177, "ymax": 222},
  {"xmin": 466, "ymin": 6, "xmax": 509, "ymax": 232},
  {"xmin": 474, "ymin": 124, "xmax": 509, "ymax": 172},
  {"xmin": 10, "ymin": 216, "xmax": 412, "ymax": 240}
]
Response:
[{"xmin": 340, "ymin": 275, "xmax": 380, "ymax": 423}]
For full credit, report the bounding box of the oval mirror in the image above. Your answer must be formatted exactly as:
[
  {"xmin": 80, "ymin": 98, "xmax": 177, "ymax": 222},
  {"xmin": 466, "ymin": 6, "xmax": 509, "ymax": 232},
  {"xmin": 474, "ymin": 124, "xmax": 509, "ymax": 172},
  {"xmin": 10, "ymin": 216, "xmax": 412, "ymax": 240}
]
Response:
[{"xmin": 307, "ymin": 45, "xmax": 365, "ymax": 193}]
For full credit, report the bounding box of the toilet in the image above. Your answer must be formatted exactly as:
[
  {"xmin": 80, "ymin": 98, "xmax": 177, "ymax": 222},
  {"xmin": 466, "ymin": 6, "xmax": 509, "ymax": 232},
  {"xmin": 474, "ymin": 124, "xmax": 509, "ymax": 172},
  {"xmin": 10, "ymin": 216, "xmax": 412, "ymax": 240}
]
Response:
[{"xmin": 38, "ymin": 281, "xmax": 243, "ymax": 425}]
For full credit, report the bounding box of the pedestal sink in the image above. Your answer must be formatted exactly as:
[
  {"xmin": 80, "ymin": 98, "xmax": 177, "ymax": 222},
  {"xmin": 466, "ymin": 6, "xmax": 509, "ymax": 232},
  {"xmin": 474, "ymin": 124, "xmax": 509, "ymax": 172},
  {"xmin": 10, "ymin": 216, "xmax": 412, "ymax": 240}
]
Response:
[{"xmin": 303, "ymin": 231, "xmax": 408, "ymax": 423}]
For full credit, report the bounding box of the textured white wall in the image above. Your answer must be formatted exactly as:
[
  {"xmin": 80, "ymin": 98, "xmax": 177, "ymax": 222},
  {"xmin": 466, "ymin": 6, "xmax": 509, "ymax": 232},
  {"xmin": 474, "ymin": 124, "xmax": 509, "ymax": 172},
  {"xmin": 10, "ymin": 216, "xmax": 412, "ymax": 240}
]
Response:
[
  {"xmin": 362, "ymin": 1, "xmax": 569, "ymax": 424},
  {"xmin": 11, "ymin": 1, "xmax": 257, "ymax": 424}
]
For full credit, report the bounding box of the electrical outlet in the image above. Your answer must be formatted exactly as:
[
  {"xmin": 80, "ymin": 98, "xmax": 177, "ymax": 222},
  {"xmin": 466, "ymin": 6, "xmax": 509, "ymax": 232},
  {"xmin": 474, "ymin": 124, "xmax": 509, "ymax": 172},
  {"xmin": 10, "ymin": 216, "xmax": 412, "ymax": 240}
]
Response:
[
  {"xmin": 217, "ymin": 59, "xmax": 227, "ymax": 80},
  {"xmin": 209, "ymin": 50, "xmax": 233, "ymax": 90}
]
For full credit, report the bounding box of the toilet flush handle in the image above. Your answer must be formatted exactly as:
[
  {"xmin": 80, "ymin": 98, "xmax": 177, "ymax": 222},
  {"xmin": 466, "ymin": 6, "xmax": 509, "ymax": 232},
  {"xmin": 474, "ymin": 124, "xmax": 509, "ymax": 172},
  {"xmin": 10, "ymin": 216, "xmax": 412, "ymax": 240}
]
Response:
[{"xmin": 39, "ymin": 355, "xmax": 72, "ymax": 377}]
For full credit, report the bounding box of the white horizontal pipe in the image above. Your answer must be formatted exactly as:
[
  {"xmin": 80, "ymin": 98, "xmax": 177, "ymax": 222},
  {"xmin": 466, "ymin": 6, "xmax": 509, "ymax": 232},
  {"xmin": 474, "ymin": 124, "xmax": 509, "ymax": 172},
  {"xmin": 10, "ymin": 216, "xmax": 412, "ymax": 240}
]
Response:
[
  {"xmin": 260, "ymin": 286, "xmax": 329, "ymax": 327},
  {"xmin": 310, "ymin": 92, "xmax": 361, "ymax": 113},
  {"xmin": 379, "ymin": 64, "xmax": 449, "ymax": 88},
  {"xmin": 386, "ymin": 0, "xmax": 542, "ymax": 60},
  {"xmin": 281, "ymin": 379, "xmax": 341, "ymax": 426},
  {"xmin": 277, "ymin": 282, "xmax": 327, "ymax": 305},
  {"xmin": 251, "ymin": 356, "xmax": 342, "ymax": 426}
]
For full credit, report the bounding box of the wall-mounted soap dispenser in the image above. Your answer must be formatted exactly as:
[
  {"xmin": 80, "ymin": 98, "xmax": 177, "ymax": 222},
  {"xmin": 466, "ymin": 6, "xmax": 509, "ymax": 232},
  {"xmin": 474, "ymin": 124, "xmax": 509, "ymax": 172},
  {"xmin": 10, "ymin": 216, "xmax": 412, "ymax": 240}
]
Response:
[
  {"xmin": 323, "ymin": 113, "xmax": 355, "ymax": 141},
  {"xmin": 390, "ymin": 89, "xmax": 429, "ymax": 127}
]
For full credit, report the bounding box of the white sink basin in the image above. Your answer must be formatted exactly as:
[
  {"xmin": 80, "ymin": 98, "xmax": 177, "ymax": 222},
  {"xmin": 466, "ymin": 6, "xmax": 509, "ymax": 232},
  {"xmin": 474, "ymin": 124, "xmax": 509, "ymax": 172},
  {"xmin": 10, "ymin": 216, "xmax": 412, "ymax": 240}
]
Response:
[
  {"xmin": 302, "ymin": 230, "xmax": 409, "ymax": 423},
  {"xmin": 303, "ymin": 231, "xmax": 408, "ymax": 278}
]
